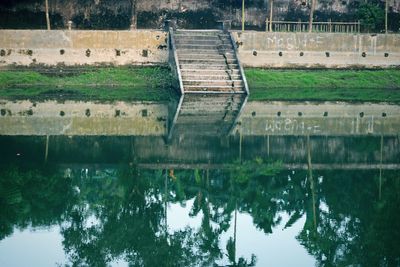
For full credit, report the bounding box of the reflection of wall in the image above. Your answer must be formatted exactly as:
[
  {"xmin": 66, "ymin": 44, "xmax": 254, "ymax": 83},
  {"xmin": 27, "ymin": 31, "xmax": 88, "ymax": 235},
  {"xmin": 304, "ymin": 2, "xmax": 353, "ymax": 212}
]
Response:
[
  {"xmin": 233, "ymin": 32, "xmax": 400, "ymax": 68},
  {"xmin": 0, "ymin": 30, "xmax": 168, "ymax": 66},
  {"xmin": 1, "ymin": 100, "xmax": 399, "ymax": 136},
  {"xmin": 0, "ymin": 100, "xmax": 168, "ymax": 136},
  {"xmin": 0, "ymin": 135, "xmax": 399, "ymax": 166},
  {"xmin": 238, "ymin": 102, "xmax": 400, "ymax": 136}
]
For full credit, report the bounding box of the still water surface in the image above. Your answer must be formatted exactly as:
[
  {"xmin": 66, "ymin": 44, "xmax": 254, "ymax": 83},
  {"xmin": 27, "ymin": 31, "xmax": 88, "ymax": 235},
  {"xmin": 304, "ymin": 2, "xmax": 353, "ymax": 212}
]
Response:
[{"xmin": 0, "ymin": 134, "xmax": 399, "ymax": 266}]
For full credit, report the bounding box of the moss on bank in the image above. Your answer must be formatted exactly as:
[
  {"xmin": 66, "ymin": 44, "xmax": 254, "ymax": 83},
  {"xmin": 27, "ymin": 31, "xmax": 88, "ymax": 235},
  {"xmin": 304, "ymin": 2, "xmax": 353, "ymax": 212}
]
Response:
[
  {"xmin": 0, "ymin": 67, "xmax": 177, "ymax": 102},
  {"xmin": 1, "ymin": 67, "xmax": 400, "ymax": 103},
  {"xmin": 246, "ymin": 69, "xmax": 400, "ymax": 103}
]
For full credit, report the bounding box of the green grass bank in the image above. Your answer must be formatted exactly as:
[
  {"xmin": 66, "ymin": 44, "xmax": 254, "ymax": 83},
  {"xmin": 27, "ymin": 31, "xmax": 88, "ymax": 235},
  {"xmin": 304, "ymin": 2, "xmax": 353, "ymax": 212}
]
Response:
[
  {"xmin": 246, "ymin": 69, "xmax": 400, "ymax": 103},
  {"xmin": 0, "ymin": 67, "xmax": 399, "ymax": 103},
  {"xmin": 0, "ymin": 67, "xmax": 177, "ymax": 102}
]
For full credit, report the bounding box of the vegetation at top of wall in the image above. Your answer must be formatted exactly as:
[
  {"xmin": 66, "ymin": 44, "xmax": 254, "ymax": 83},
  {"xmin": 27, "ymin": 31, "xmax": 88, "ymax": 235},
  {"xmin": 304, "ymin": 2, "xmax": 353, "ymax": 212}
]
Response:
[
  {"xmin": 246, "ymin": 69, "xmax": 400, "ymax": 103},
  {"xmin": 1, "ymin": 0, "xmax": 399, "ymax": 32},
  {"xmin": 0, "ymin": 67, "xmax": 178, "ymax": 102}
]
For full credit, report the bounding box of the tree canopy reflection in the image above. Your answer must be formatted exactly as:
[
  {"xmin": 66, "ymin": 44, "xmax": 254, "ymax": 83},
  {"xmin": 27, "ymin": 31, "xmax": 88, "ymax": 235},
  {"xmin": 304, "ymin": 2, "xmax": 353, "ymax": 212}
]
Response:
[{"xmin": 0, "ymin": 163, "xmax": 399, "ymax": 266}]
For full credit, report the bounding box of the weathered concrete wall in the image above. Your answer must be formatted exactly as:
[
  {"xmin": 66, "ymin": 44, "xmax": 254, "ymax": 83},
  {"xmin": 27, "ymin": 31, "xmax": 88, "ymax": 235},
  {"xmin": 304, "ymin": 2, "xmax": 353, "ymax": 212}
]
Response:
[
  {"xmin": 233, "ymin": 32, "xmax": 400, "ymax": 68},
  {"xmin": 0, "ymin": 30, "xmax": 168, "ymax": 66},
  {"xmin": 2, "ymin": 30, "xmax": 399, "ymax": 67}
]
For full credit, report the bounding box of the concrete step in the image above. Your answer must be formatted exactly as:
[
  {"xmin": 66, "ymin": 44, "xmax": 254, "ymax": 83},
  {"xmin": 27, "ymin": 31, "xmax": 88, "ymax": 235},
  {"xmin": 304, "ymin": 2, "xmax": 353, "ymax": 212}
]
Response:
[
  {"xmin": 178, "ymin": 53, "xmax": 236, "ymax": 60},
  {"xmin": 180, "ymin": 102, "xmax": 243, "ymax": 110},
  {"xmin": 175, "ymin": 39, "xmax": 231, "ymax": 46},
  {"xmin": 175, "ymin": 39, "xmax": 231, "ymax": 45},
  {"xmin": 184, "ymin": 85, "xmax": 244, "ymax": 92},
  {"xmin": 175, "ymin": 44, "xmax": 233, "ymax": 50},
  {"xmin": 175, "ymin": 30, "xmax": 224, "ymax": 35},
  {"xmin": 183, "ymin": 80, "xmax": 243, "ymax": 87},
  {"xmin": 175, "ymin": 36, "xmax": 231, "ymax": 42},
  {"xmin": 182, "ymin": 74, "xmax": 242, "ymax": 80},
  {"xmin": 182, "ymin": 94, "xmax": 246, "ymax": 103},
  {"xmin": 180, "ymin": 107, "xmax": 242, "ymax": 114},
  {"xmin": 181, "ymin": 69, "xmax": 241, "ymax": 76},
  {"xmin": 180, "ymin": 58, "xmax": 237, "ymax": 64},
  {"xmin": 180, "ymin": 100, "xmax": 243, "ymax": 108},
  {"xmin": 180, "ymin": 63, "xmax": 239, "ymax": 70},
  {"xmin": 177, "ymin": 49, "xmax": 234, "ymax": 54},
  {"xmin": 175, "ymin": 40, "xmax": 232, "ymax": 48},
  {"xmin": 179, "ymin": 107, "xmax": 242, "ymax": 115}
]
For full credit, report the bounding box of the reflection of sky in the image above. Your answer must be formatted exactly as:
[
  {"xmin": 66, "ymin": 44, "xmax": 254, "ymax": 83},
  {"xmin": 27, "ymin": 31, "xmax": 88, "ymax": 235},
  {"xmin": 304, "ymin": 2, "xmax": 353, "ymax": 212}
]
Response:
[
  {"xmin": 1, "ymin": 199, "xmax": 315, "ymax": 267},
  {"xmin": 0, "ymin": 226, "xmax": 129, "ymax": 267},
  {"xmin": 0, "ymin": 226, "xmax": 65, "ymax": 267},
  {"xmin": 167, "ymin": 199, "xmax": 316, "ymax": 267}
]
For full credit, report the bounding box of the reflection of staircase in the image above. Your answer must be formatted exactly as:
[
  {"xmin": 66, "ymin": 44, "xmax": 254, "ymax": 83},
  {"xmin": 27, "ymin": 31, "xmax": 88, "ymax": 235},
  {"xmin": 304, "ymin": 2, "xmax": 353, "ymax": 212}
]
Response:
[
  {"xmin": 170, "ymin": 94, "xmax": 247, "ymax": 137},
  {"xmin": 170, "ymin": 30, "xmax": 249, "ymax": 94}
]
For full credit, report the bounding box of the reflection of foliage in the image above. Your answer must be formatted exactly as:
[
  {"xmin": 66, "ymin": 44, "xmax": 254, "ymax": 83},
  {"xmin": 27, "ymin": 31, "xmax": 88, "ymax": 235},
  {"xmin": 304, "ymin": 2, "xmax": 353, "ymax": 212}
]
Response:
[
  {"xmin": 297, "ymin": 170, "xmax": 400, "ymax": 267},
  {"xmin": 61, "ymin": 166, "xmax": 211, "ymax": 266},
  {"xmin": 226, "ymin": 238, "xmax": 257, "ymax": 267},
  {"xmin": 1, "ymin": 163, "xmax": 399, "ymax": 267},
  {"xmin": 0, "ymin": 166, "xmax": 76, "ymax": 240},
  {"xmin": 229, "ymin": 158, "xmax": 282, "ymax": 184}
]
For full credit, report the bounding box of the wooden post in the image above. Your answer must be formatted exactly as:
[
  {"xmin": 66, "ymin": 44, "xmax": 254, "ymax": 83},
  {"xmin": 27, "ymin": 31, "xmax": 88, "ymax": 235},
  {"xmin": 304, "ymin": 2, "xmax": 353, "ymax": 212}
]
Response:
[
  {"xmin": 239, "ymin": 130, "xmax": 242, "ymax": 163},
  {"xmin": 130, "ymin": 0, "xmax": 137, "ymax": 30},
  {"xmin": 242, "ymin": 0, "xmax": 245, "ymax": 32},
  {"xmin": 44, "ymin": 135, "xmax": 49, "ymax": 163},
  {"xmin": 385, "ymin": 0, "xmax": 388, "ymax": 33},
  {"xmin": 379, "ymin": 134, "xmax": 383, "ymax": 200},
  {"xmin": 164, "ymin": 169, "xmax": 168, "ymax": 232},
  {"xmin": 45, "ymin": 0, "xmax": 51, "ymax": 30},
  {"xmin": 266, "ymin": 18, "xmax": 269, "ymax": 32},
  {"xmin": 269, "ymin": 0, "xmax": 274, "ymax": 32},
  {"xmin": 308, "ymin": 0, "xmax": 316, "ymax": 32},
  {"xmin": 307, "ymin": 135, "xmax": 317, "ymax": 230},
  {"xmin": 329, "ymin": 18, "xmax": 332, "ymax": 32}
]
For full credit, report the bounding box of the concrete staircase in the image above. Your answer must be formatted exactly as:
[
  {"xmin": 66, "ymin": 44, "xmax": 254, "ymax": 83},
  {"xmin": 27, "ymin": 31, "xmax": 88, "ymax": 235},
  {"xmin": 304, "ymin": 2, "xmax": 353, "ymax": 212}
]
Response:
[{"xmin": 170, "ymin": 29, "xmax": 249, "ymax": 95}]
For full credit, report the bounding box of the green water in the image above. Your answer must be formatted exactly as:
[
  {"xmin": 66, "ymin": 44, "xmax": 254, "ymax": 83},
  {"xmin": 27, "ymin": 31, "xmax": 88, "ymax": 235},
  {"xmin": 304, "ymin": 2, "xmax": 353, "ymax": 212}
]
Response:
[{"xmin": 0, "ymin": 135, "xmax": 399, "ymax": 267}]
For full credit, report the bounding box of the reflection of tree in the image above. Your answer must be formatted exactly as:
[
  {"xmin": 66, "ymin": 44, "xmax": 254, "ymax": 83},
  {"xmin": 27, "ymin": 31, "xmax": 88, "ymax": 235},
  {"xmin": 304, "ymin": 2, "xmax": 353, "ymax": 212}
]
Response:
[
  {"xmin": 0, "ymin": 166, "xmax": 76, "ymax": 240},
  {"xmin": 298, "ymin": 170, "xmax": 400, "ymax": 267},
  {"xmin": 230, "ymin": 159, "xmax": 283, "ymax": 234},
  {"xmin": 1, "ymin": 163, "xmax": 399, "ymax": 266},
  {"xmin": 61, "ymin": 166, "xmax": 209, "ymax": 266}
]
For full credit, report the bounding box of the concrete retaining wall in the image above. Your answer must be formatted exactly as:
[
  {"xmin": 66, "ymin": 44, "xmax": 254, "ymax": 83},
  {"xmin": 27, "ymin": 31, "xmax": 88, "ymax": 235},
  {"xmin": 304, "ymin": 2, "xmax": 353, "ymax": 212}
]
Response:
[
  {"xmin": 232, "ymin": 32, "xmax": 400, "ymax": 68},
  {"xmin": 1, "ymin": 30, "xmax": 400, "ymax": 68},
  {"xmin": 0, "ymin": 30, "xmax": 168, "ymax": 66}
]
